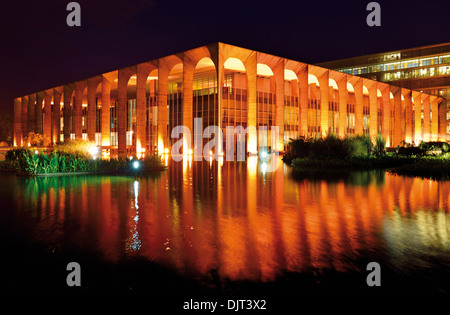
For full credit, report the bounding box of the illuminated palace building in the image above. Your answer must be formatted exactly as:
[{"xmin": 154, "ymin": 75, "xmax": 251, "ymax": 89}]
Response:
[{"xmin": 13, "ymin": 43, "xmax": 448, "ymax": 158}]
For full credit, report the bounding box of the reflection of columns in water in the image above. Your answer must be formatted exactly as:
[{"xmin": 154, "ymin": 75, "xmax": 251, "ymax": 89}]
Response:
[
  {"xmin": 245, "ymin": 156, "xmax": 261, "ymax": 279},
  {"xmin": 127, "ymin": 180, "xmax": 141, "ymax": 252},
  {"xmin": 272, "ymin": 158, "xmax": 287, "ymax": 272},
  {"xmin": 126, "ymin": 180, "xmax": 141, "ymax": 251}
]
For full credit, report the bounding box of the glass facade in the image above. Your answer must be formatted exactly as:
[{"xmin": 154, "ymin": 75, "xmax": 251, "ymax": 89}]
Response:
[
  {"xmin": 320, "ymin": 43, "xmax": 450, "ymax": 139},
  {"xmin": 284, "ymin": 93, "xmax": 299, "ymax": 142},
  {"xmin": 339, "ymin": 54, "xmax": 450, "ymax": 82},
  {"xmin": 193, "ymin": 74, "xmax": 218, "ymax": 150}
]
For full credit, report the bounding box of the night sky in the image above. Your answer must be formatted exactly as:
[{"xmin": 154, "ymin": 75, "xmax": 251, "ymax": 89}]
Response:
[{"xmin": 1, "ymin": 0, "xmax": 449, "ymax": 123}]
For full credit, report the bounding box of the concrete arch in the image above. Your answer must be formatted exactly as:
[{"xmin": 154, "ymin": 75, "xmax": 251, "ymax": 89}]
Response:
[
  {"xmin": 97, "ymin": 70, "xmax": 118, "ymax": 148},
  {"xmin": 284, "ymin": 69, "xmax": 298, "ymax": 97},
  {"xmin": 134, "ymin": 62, "xmax": 158, "ymax": 154},
  {"xmin": 254, "ymin": 56, "xmax": 285, "ymax": 151},
  {"xmin": 156, "ymin": 55, "xmax": 183, "ymax": 153},
  {"xmin": 347, "ymin": 82, "xmax": 354, "ymax": 92},
  {"xmin": 220, "ymin": 52, "xmax": 258, "ymax": 152},
  {"xmin": 284, "ymin": 69, "xmax": 297, "ymax": 81},
  {"xmin": 223, "ymin": 57, "xmax": 246, "ymax": 72},
  {"xmin": 117, "ymin": 66, "xmax": 136, "ymax": 157},
  {"xmin": 308, "ymin": 74, "xmax": 319, "ymax": 86},
  {"xmin": 256, "ymin": 63, "xmax": 274, "ymax": 77},
  {"xmin": 329, "ymin": 78, "xmax": 338, "ymax": 90},
  {"xmin": 363, "ymin": 85, "xmax": 369, "ymax": 95}
]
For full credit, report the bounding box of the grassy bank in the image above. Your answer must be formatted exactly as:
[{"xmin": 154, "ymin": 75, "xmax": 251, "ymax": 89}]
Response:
[{"xmin": 2, "ymin": 147, "xmax": 167, "ymax": 176}]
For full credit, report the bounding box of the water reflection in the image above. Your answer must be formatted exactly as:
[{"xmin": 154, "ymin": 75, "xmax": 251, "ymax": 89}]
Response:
[{"xmin": 10, "ymin": 158, "xmax": 450, "ymax": 283}]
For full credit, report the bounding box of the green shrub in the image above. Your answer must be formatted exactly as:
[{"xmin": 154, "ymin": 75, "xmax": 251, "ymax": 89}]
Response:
[
  {"xmin": 4, "ymin": 147, "xmax": 32, "ymax": 162},
  {"xmin": 143, "ymin": 154, "xmax": 165, "ymax": 168},
  {"xmin": 347, "ymin": 135, "xmax": 373, "ymax": 157},
  {"xmin": 285, "ymin": 134, "xmax": 378, "ymax": 161},
  {"xmin": 374, "ymin": 134, "xmax": 386, "ymax": 156},
  {"xmin": 309, "ymin": 134, "xmax": 350, "ymax": 159}
]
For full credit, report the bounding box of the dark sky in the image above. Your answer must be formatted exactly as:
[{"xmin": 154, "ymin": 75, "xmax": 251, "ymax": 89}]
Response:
[{"xmin": 1, "ymin": 0, "xmax": 449, "ymax": 117}]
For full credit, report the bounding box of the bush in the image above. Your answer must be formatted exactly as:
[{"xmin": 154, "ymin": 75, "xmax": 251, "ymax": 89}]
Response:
[
  {"xmin": 309, "ymin": 134, "xmax": 351, "ymax": 159},
  {"xmin": 143, "ymin": 154, "xmax": 165, "ymax": 168},
  {"xmin": 397, "ymin": 146, "xmax": 423, "ymax": 156},
  {"xmin": 286, "ymin": 137, "xmax": 310, "ymax": 158},
  {"xmin": 4, "ymin": 147, "xmax": 32, "ymax": 162},
  {"xmin": 346, "ymin": 135, "xmax": 373, "ymax": 157},
  {"xmin": 285, "ymin": 134, "xmax": 377, "ymax": 161},
  {"xmin": 374, "ymin": 134, "xmax": 386, "ymax": 156}
]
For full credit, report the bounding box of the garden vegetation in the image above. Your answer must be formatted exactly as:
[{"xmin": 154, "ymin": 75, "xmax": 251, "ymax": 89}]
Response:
[
  {"xmin": 284, "ymin": 134, "xmax": 450, "ymax": 180},
  {"xmin": 1, "ymin": 140, "xmax": 166, "ymax": 175}
]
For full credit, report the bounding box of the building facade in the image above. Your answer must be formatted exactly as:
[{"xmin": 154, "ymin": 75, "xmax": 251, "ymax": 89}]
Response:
[
  {"xmin": 317, "ymin": 42, "xmax": 450, "ymax": 138},
  {"xmin": 13, "ymin": 43, "xmax": 448, "ymax": 158}
]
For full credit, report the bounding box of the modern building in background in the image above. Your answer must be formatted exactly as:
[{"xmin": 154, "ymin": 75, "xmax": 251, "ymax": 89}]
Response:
[
  {"xmin": 13, "ymin": 43, "xmax": 448, "ymax": 158},
  {"xmin": 317, "ymin": 42, "xmax": 450, "ymax": 139}
]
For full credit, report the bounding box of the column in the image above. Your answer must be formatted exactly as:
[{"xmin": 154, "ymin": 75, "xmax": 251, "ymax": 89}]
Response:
[
  {"xmin": 53, "ymin": 88, "xmax": 62, "ymax": 144},
  {"xmin": 439, "ymin": 98, "xmax": 447, "ymax": 141},
  {"xmin": 73, "ymin": 82, "xmax": 85, "ymax": 139},
  {"xmin": 368, "ymin": 84, "xmax": 378, "ymax": 140},
  {"xmin": 354, "ymin": 78, "xmax": 363, "ymax": 135},
  {"xmin": 118, "ymin": 69, "xmax": 133, "ymax": 158},
  {"xmin": 319, "ymin": 71, "xmax": 329, "ymax": 137},
  {"xmin": 14, "ymin": 98, "xmax": 22, "ymax": 146},
  {"xmin": 431, "ymin": 96, "xmax": 439, "ymax": 141},
  {"xmin": 35, "ymin": 92, "xmax": 44, "ymax": 135},
  {"xmin": 391, "ymin": 87, "xmax": 402, "ymax": 146},
  {"xmin": 27, "ymin": 94, "xmax": 36, "ymax": 135},
  {"xmin": 298, "ymin": 66, "xmax": 308, "ymax": 137},
  {"xmin": 136, "ymin": 68, "xmax": 147, "ymax": 155},
  {"xmin": 43, "ymin": 89, "xmax": 52, "ymax": 141},
  {"xmin": 87, "ymin": 78, "xmax": 100, "ymax": 142},
  {"xmin": 21, "ymin": 96, "xmax": 28, "ymax": 141},
  {"xmin": 337, "ymin": 75, "xmax": 348, "ymax": 138},
  {"xmin": 182, "ymin": 55, "xmax": 195, "ymax": 155},
  {"xmin": 63, "ymin": 85, "xmax": 74, "ymax": 141},
  {"xmin": 380, "ymin": 85, "xmax": 390, "ymax": 146},
  {"xmin": 273, "ymin": 59, "xmax": 285, "ymax": 152},
  {"xmin": 101, "ymin": 76, "xmax": 111, "ymax": 147},
  {"xmin": 413, "ymin": 92, "xmax": 422, "ymax": 143},
  {"xmin": 422, "ymin": 95, "xmax": 430, "ymax": 141},
  {"xmin": 404, "ymin": 90, "xmax": 413, "ymax": 143},
  {"xmin": 157, "ymin": 59, "xmax": 171, "ymax": 154},
  {"xmin": 244, "ymin": 52, "xmax": 257, "ymax": 154}
]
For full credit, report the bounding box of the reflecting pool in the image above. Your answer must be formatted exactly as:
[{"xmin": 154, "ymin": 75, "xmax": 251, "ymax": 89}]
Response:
[{"xmin": 1, "ymin": 157, "xmax": 449, "ymax": 295}]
